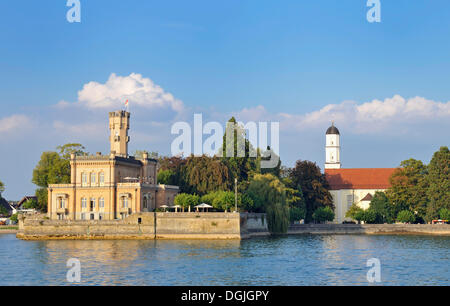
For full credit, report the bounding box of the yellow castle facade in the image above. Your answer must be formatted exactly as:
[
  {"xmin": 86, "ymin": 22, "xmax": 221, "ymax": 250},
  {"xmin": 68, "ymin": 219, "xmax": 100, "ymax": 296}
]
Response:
[{"xmin": 47, "ymin": 110, "xmax": 179, "ymax": 220}]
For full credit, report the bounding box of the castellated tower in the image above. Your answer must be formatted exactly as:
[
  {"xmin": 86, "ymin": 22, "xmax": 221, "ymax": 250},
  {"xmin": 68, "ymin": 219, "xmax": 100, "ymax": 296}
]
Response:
[
  {"xmin": 325, "ymin": 122, "xmax": 341, "ymax": 169},
  {"xmin": 109, "ymin": 110, "xmax": 130, "ymax": 157}
]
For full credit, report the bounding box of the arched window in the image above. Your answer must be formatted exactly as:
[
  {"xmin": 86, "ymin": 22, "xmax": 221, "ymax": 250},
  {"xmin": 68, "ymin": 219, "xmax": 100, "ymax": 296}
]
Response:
[
  {"xmin": 82, "ymin": 173, "xmax": 87, "ymax": 186},
  {"xmin": 59, "ymin": 198, "xmax": 65, "ymax": 209},
  {"xmin": 90, "ymin": 198, "xmax": 96, "ymax": 210},
  {"xmin": 143, "ymin": 197, "xmax": 148, "ymax": 209},
  {"xmin": 91, "ymin": 172, "xmax": 97, "ymax": 185}
]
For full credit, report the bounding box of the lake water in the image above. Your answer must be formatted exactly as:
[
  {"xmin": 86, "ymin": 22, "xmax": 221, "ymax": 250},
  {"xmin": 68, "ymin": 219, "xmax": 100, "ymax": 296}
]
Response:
[{"xmin": 0, "ymin": 233, "xmax": 448, "ymax": 286}]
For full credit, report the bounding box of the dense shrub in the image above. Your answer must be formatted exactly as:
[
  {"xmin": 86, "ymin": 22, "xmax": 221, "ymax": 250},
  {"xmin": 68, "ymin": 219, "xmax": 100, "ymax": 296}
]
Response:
[
  {"xmin": 174, "ymin": 193, "xmax": 200, "ymax": 209},
  {"xmin": 397, "ymin": 210, "xmax": 416, "ymax": 224},
  {"xmin": 312, "ymin": 206, "xmax": 335, "ymax": 223}
]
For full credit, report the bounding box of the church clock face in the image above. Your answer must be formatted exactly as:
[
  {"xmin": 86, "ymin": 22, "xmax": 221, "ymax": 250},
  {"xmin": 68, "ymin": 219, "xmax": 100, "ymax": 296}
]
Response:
[{"xmin": 115, "ymin": 131, "xmax": 119, "ymax": 136}]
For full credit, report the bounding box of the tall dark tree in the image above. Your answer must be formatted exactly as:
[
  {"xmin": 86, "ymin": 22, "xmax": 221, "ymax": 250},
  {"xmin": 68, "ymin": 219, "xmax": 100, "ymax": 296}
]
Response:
[
  {"xmin": 425, "ymin": 146, "xmax": 450, "ymax": 222},
  {"xmin": 183, "ymin": 155, "xmax": 232, "ymax": 196},
  {"xmin": 220, "ymin": 117, "xmax": 259, "ymax": 183},
  {"xmin": 288, "ymin": 160, "xmax": 333, "ymax": 223},
  {"xmin": 158, "ymin": 156, "xmax": 188, "ymax": 191}
]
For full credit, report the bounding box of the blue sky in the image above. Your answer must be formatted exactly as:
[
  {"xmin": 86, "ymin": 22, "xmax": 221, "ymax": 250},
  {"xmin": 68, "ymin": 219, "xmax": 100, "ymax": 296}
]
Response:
[{"xmin": 0, "ymin": 0, "xmax": 449, "ymax": 199}]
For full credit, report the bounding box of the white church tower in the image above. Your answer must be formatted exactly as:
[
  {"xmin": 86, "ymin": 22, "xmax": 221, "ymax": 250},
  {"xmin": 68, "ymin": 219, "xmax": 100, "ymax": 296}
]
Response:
[{"xmin": 325, "ymin": 122, "xmax": 341, "ymax": 169}]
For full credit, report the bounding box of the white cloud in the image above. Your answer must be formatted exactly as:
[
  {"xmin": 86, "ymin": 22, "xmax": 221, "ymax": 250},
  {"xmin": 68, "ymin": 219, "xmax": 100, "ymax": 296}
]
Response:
[
  {"xmin": 0, "ymin": 114, "xmax": 34, "ymax": 134},
  {"xmin": 234, "ymin": 95, "xmax": 450, "ymax": 134},
  {"xmin": 54, "ymin": 100, "xmax": 71, "ymax": 109},
  {"xmin": 76, "ymin": 73, "xmax": 184, "ymax": 113},
  {"xmin": 52, "ymin": 121, "xmax": 105, "ymax": 137}
]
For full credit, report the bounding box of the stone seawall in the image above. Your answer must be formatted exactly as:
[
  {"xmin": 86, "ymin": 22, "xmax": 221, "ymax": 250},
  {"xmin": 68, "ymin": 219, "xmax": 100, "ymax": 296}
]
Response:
[
  {"xmin": 288, "ymin": 224, "xmax": 450, "ymax": 235},
  {"xmin": 240, "ymin": 213, "xmax": 269, "ymax": 239},
  {"xmin": 17, "ymin": 212, "xmax": 269, "ymax": 240}
]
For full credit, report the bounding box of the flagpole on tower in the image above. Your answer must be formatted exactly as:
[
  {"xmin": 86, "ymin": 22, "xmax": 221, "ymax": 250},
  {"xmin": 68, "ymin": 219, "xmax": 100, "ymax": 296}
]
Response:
[{"xmin": 125, "ymin": 99, "xmax": 129, "ymax": 112}]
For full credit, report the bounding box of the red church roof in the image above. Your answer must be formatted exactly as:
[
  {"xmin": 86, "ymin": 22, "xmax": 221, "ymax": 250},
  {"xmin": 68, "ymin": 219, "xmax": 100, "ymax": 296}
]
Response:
[{"xmin": 325, "ymin": 168, "xmax": 397, "ymax": 190}]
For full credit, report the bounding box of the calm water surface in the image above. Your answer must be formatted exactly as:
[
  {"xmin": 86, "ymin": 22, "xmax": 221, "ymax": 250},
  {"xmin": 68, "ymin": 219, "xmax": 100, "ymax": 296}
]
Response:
[{"xmin": 0, "ymin": 233, "xmax": 448, "ymax": 286}]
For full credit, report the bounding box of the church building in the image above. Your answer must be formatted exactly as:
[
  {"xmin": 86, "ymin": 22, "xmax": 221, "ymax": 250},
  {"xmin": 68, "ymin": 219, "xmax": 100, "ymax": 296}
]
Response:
[
  {"xmin": 47, "ymin": 110, "xmax": 179, "ymax": 220},
  {"xmin": 324, "ymin": 123, "xmax": 397, "ymax": 223}
]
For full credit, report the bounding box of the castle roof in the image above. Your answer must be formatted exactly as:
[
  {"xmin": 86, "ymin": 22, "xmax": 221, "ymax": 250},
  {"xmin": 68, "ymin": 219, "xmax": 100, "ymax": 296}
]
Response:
[{"xmin": 325, "ymin": 168, "xmax": 397, "ymax": 190}]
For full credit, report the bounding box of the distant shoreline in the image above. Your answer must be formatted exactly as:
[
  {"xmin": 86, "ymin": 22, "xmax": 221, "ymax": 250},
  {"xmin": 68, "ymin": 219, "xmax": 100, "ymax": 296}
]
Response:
[
  {"xmin": 0, "ymin": 226, "xmax": 19, "ymax": 234},
  {"xmin": 288, "ymin": 224, "xmax": 450, "ymax": 236}
]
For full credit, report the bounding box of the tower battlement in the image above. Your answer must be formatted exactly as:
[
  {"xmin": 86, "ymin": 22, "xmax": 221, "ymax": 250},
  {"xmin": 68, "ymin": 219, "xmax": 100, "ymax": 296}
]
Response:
[{"xmin": 109, "ymin": 110, "xmax": 130, "ymax": 157}]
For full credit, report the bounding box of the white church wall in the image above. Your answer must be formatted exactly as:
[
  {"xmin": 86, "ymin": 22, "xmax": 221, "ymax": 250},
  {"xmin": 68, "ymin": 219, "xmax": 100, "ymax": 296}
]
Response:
[{"xmin": 331, "ymin": 189, "xmax": 387, "ymax": 223}]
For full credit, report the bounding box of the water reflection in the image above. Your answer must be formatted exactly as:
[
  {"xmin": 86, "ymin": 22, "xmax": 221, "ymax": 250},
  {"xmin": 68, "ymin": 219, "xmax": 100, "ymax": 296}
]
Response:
[{"xmin": 0, "ymin": 233, "xmax": 448, "ymax": 286}]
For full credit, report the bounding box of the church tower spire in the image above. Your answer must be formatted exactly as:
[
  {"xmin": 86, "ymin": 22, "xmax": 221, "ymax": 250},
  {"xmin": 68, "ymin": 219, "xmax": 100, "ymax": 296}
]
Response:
[{"xmin": 325, "ymin": 122, "xmax": 341, "ymax": 169}]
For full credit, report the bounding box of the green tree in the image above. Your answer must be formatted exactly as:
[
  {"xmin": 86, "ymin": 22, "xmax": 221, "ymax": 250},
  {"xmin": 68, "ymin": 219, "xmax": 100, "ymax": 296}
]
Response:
[
  {"xmin": 289, "ymin": 206, "xmax": 306, "ymax": 223},
  {"xmin": 397, "ymin": 210, "xmax": 416, "ymax": 224},
  {"xmin": 0, "ymin": 205, "xmax": 9, "ymax": 216},
  {"xmin": 0, "ymin": 180, "xmax": 5, "ymax": 195},
  {"xmin": 32, "ymin": 152, "xmax": 69, "ymax": 187},
  {"xmin": 246, "ymin": 174, "xmax": 289, "ymax": 234},
  {"xmin": 353, "ymin": 209, "xmax": 366, "ymax": 223},
  {"xmin": 201, "ymin": 191, "xmax": 253, "ymax": 212},
  {"xmin": 23, "ymin": 199, "xmax": 39, "ymax": 210},
  {"xmin": 345, "ymin": 203, "xmax": 364, "ymax": 221},
  {"xmin": 157, "ymin": 169, "xmax": 177, "ymax": 185},
  {"xmin": 35, "ymin": 188, "xmax": 48, "ymax": 212},
  {"xmin": 312, "ymin": 206, "xmax": 335, "ymax": 223},
  {"xmin": 387, "ymin": 159, "xmax": 428, "ymax": 219},
  {"xmin": 425, "ymin": 146, "xmax": 450, "ymax": 222},
  {"xmin": 220, "ymin": 117, "xmax": 259, "ymax": 184},
  {"xmin": 158, "ymin": 156, "xmax": 188, "ymax": 191},
  {"xmin": 9, "ymin": 213, "xmax": 18, "ymax": 223},
  {"xmin": 288, "ymin": 160, "xmax": 334, "ymax": 223},
  {"xmin": 32, "ymin": 144, "xmax": 87, "ymax": 212},
  {"xmin": 360, "ymin": 209, "xmax": 380, "ymax": 224},
  {"xmin": 174, "ymin": 193, "xmax": 200, "ymax": 209},
  {"xmin": 260, "ymin": 146, "xmax": 282, "ymax": 177},
  {"xmin": 183, "ymin": 155, "xmax": 232, "ymax": 195},
  {"xmin": 57, "ymin": 143, "xmax": 86, "ymax": 159},
  {"xmin": 283, "ymin": 178, "xmax": 306, "ymax": 223},
  {"xmin": 439, "ymin": 208, "xmax": 450, "ymax": 221},
  {"xmin": 369, "ymin": 191, "xmax": 395, "ymax": 224},
  {"xmin": 211, "ymin": 191, "xmax": 235, "ymax": 211}
]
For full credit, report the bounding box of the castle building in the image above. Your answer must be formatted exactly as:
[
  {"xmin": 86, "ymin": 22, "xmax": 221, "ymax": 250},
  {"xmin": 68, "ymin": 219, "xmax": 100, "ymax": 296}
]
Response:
[
  {"xmin": 324, "ymin": 124, "xmax": 396, "ymax": 223},
  {"xmin": 47, "ymin": 110, "xmax": 179, "ymax": 220}
]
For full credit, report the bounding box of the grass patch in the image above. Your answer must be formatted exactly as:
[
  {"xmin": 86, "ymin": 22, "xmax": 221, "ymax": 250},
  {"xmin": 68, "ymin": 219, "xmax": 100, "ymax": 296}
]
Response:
[{"xmin": 0, "ymin": 226, "xmax": 19, "ymax": 230}]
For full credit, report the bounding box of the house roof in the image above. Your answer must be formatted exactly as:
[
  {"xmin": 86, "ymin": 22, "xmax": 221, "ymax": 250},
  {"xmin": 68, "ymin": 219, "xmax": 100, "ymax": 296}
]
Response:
[
  {"xmin": 360, "ymin": 193, "xmax": 373, "ymax": 202},
  {"xmin": 0, "ymin": 197, "xmax": 13, "ymax": 215},
  {"xmin": 18, "ymin": 196, "xmax": 37, "ymax": 206},
  {"xmin": 325, "ymin": 168, "xmax": 397, "ymax": 190}
]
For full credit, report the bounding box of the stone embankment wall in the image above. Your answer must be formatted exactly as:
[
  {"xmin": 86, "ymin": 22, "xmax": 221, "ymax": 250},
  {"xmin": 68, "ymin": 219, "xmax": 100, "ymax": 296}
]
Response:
[
  {"xmin": 288, "ymin": 224, "xmax": 450, "ymax": 235},
  {"xmin": 240, "ymin": 213, "xmax": 269, "ymax": 239},
  {"xmin": 17, "ymin": 212, "xmax": 269, "ymax": 240}
]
